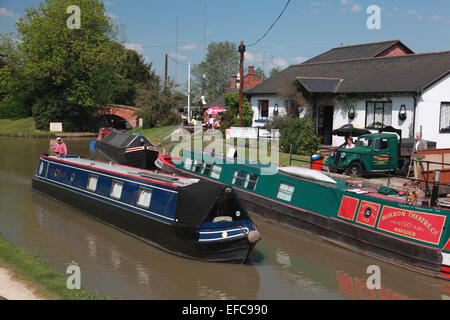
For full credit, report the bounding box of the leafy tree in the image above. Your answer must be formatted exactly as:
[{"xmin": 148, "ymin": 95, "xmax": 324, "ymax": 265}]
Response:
[
  {"xmin": 253, "ymin": 66, "xmax": 265, "ymax": 80},
  {"xmin": 276, "ymin": 117, "xmax": 319, "ymax": 156},
  {"xmin": 269, "ymin": 67, "xmax": 280, "ymax": 78},
  {"xmin": 14, "ymin": 0, "xmax": 122, "ymax": 130},
  {"xmin": 136, "ymin": 77, "xmax": 183, "ymax": 128},
  {"xmin": 219, "ymin": 93, "xmax": 254, "ymax": 134},
  {"xmin": 191, "ymin": 41, "xmax": 239, "ymax": 103}
]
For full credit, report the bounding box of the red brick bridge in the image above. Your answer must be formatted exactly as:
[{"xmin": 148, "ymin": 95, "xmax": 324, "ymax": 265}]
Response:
[{"xmin": 93, "ymin": 105, "xmax": 140, "ymax": 129}]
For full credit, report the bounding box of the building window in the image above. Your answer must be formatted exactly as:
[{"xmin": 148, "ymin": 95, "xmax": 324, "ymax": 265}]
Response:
[
  {"xmin": 210, "ymin": 164, "xmax": 222, "ymax": 179},
  {"xmin": 244, "ymin": 173, "xmax": 259, "ymax": 191},
  {"xmin": 258, "ymin": 100, "xmax": 269, "ymax": 119},
  {"xmin": 440, "ymin": 102, "xmax": 450, "ymax": 133},
  {"xmin": 231, "ymin": 170, "xmax": 246, "ymax": 187},
  {"xmin": 183, "ymin": 157, "xmax": 193, "ymax": 170},
  {"xmin": 277, "ymin": 182, "xmax": 295, "ymax": 202},
  {"xmin": 110, "ymin": 180, "xmax": 123, "ymax": 199},
  {"xmin": 365, "ymin": 101, "xmax": 392, "ymax": 128},
  {"xmin": 137, "ymin": 187, "xmax": 152, "ymax": 208},
  {"xmin": 87, "ymin": 175, "xmax": 98, "ymax": 191}
]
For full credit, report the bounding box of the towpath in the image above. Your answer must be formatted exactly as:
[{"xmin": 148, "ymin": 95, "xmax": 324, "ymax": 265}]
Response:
[{"xmin": 0, "ymin": 266, "xmax": 43, "ymax": 300}]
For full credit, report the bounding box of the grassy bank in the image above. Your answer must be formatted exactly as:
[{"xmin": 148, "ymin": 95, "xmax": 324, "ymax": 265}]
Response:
[
  {"xmin": 0, "ymin": 117, "xmax": 51, "ymax": 137},
  {"xmin": 0, "ymin": 234, "xmax": 100, "ymax": 300}
]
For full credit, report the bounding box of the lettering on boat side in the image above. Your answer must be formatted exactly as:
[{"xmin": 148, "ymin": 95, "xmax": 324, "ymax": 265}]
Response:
[
  {"xmin": 337, "ymin": 196, "xmax": 359, "ymax": 221},
  {"xmin": 377, "ymin": 206, "xmax": 446, "ymax": 245},
  {"xmin": 356, "ymin": 201, "xmax": 381, "ymax": 227}
]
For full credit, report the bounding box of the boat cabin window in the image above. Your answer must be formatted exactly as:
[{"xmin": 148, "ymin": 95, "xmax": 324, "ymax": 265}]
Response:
[
  {"xmin": 193, "ymin": 159, "xmax": 202, "ymax": 173},
  {"xmin": 183, "ymin": 157, "xmax": 193, "ymax": 170},
  {"xmin": 137, "ymin": 187, "xmax": 152, "ymax": 208},
  {"xmin": 244, "ymin": 173, "xmax": 259, "ymax": 191},
  {"xmin": 110, "ymin": 180, "xmax": 124, "ymax": 200},
  {"xmin": 277, "ymin": 182, "xmax": 295, "ymax": 202},
  {"xmin": 87, "ymin": 175, "xmax": 98, "ymax": 191},
  {"xmin": 201, "ymin": 162, "xmax": 212, "ymax": 175},
  {"xmin": 231, "ymin": 170, "xmax": 246, "ymax": 187},
  {"xmin": 210, "ymin": 164, "xmax": 222, "ymax": 179}
]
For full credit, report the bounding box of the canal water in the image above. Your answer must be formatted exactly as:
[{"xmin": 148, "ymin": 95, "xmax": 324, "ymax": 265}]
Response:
[{"xmin": 0, "ymin": 136, "xmax": 448, "ymax": 300}]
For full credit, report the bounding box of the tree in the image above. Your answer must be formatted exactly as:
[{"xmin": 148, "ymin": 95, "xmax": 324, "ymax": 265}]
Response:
[
  {"xmin": 191, "ymin": 41, "xmax": 239, "ymax": 104},
  {"xmin": 269, "ymin": 67, "xmax": 280, "ymax": 78},
  {"xmin": 136, "ymin": 77, "xmax": 184, "ymax": 128},
  {"xmin": 15, "ymin": 0, "xmax": 122, "ymax": 131},
  {"xmin": 219, "ymin": 93, "xmax": 254, "ymax": 134}
]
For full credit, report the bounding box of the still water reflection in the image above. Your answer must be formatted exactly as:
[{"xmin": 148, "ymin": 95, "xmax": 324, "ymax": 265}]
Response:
[{"xmin": 0, "ymin": 136, "xmax": 448, "ymax": 299}]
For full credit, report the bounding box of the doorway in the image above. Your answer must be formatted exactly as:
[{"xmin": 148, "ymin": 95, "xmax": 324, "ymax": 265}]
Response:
[{"xmin": 318, "ymin": 105, "xmax": 334, "ymax": 145}]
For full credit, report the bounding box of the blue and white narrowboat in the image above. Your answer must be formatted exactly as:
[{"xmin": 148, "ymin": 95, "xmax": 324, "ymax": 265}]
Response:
[{"xmin": 31, "ymin": 154, "xmax": 261, "ymax": 263}]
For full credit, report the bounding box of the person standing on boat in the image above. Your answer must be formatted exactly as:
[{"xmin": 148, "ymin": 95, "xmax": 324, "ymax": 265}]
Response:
[{"xmin": 52, "ymin": 137, "xmax": 67, "ymax": 156}]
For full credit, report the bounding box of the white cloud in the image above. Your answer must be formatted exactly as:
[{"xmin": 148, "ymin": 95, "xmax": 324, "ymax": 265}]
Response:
[
  {"xmin": 432, "ymin": 15, "xmax": 442, "ymax": 21},
  {"xmin": 407, "ymin": 9, "xmax": 424, "ymax": 20},
  {"xmin": 350, "ymin": 4, "xmax": 362, "ymax": 13},
  {"xmin": 244, "ymin": 52, "xmax": 288, "ymax": 70},
  {"xmin": 340, "ymin": 0, "xmax": 348, "ymax": 4},
  {"xmin": 169, "ymin": 52, "xmax": 187, "ymax": 61},
  {"xmin": 104, "ymin": 1, "xmax": 115, "ymax": 5},
  {"xmin": 179, "ymin": 44, "xmax": 198, "ymax": 51},
  {"xmin": 206, "ymin": 30, "xmax": 213, "ymax": 35},
  {"xmin": 125, "ymin": 43, "xmax": 144, "ymax": 55},
  {"xmin": 0, "ymin": 7, "xmax": 17, "ymax": 17},
  {"xmin": 292, "ymin": 56, "xmax": 307, "ymax": 64},
  {"xmin": 310, "ymin": 2, "xmax": 320, "ymax": 6}
]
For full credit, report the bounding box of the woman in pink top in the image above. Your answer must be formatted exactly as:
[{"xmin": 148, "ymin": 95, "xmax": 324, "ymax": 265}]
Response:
[{"xmin": 52, "ymin": 137, "xmax": 68, "ymax": 156}]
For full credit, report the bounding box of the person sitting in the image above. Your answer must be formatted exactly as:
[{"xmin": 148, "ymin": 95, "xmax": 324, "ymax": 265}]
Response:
[
  {"xmin": 52, "ymin": 137, "xmax": 67, "ymax": 156},
  {"xmin": 344, "ymin": 136, "xmax": 355, "ymax": 149}
]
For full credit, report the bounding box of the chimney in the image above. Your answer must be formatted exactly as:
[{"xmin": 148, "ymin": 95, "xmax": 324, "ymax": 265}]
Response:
[
  {"xmin": 230, "ymin": 75, "xmax": 237, "ymax": 89},
  {"xmin": 248, "ymin": 65, "xmax": 254, "ymax": 75}
]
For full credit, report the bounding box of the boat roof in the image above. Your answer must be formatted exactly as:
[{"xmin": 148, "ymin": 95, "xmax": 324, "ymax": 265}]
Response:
[
  {"xmin": 100, "ymin": 130, "xmax": 154, "ymax": 149},
  {"xmin": 44, "ymin": 155, "xmax": 198, "ymax": 187}
]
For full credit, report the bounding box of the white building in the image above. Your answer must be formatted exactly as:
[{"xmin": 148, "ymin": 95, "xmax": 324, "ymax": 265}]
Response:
[{"xmin": 247, "ymin": 40, "xmax": 450, "ymax": 148}]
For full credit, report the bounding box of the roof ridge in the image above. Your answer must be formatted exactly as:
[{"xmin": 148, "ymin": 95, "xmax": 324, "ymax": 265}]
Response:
[
  {"xmin": 330, "ymin": 39, "xmax": 399, "ymax": 50},
  {"xmin": 296, "ymin": 50, "xmax": 450, "ymax": 67}
]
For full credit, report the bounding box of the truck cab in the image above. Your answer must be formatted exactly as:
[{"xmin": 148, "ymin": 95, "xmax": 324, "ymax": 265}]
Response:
[{"xmin": 326, "ymin": 133, "xmax": 399, "ymax": 176}]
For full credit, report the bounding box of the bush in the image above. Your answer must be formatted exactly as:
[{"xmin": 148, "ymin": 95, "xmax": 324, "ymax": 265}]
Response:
[
  {"xmin": 0, "ymin": 97, "xmax": 32, "ymax": 119},
  {"xmin": 279, "ymin": 117, "xmax": 319, "ymax": 156}
]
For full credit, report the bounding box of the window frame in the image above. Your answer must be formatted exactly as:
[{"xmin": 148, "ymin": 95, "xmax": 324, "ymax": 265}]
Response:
[
  {"xmin": 87, "ymin": 174, "xmax": 98, "ymax": 192},
  {"xmin": 244, "ymin": 173, "xmax": 259, "ymax": 191},
  {"xmin": 276, "ymin": 182, "xmax": 295, "ymax": 202},
  {"xmin": 136, "ymin": 187, "xmax": 152, "ymax": 209},
  {"xmin": 210, "ymin": 164, "xmax": 222, "ymax": 179},
  {"xmin": 110, "ymin": 180, "xmax": 124, "ymax": 200},
  {"xmin": 439, "ymin": 102, "xmax": 450, "ymax": 133},
  {"xmin": 258, "ymin": 100, "xmax": 269, "ymax": 119},
  {"xmin": 365, "ymin": 101, "xmax": 392, "ymax": 129},
  {"xmin": 231, "ymin": 170, "xmax": 246, "ymax": 187}
]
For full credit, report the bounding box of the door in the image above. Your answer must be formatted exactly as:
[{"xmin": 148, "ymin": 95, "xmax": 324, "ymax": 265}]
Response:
[
  {"xmin": 371, "ymin": 138, "xmax": 390, "ymax": 171},
  {"xmin": 322, "ymin": 106, "xmax": 334, "ymax": 145}
]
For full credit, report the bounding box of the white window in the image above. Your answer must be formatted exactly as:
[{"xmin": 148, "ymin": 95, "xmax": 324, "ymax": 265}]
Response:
[
  {"xmin": 244, "ymin": 173, "xmax": 259, "ymax": 190},
  {"xmin": 440, "ymin": 102, "xmax": 450, "ymax": 133},
  {"xmin": 277, "ymin": 182, "xmax": 295, "ymax": 202},
  {"xmin": 110, "ymin": 180, "xmax": 123, "ymax": 199},
  {"xmin": 210, "ymin": 164, "xmax": 222, "ymax": 179},
  {"xmin": 201, "ymin": 162, "xmax": 212, "ymax": 175},
  {"xmin": 231, "ymin": 170, "xmax": 246, "ymax": 186},
  {"xmin": 366, "ymin": 101, "xmax": 392, "ymax": 128},
  {"xmin": 87, "ymin": 175, "xmax": 98, "ymax": 191},
  {"xmin": 184, "ymin": 157, "xmax": 193, "ymax": 170},
  {"xmin": 137, "ymin": 187, "xmax": 152, "ymax": 208}
]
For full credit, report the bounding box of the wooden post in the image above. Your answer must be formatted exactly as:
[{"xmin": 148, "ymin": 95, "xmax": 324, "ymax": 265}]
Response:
[{"xmin": 238, "ymin": 41, "xmax": 246, "ymax": 127}]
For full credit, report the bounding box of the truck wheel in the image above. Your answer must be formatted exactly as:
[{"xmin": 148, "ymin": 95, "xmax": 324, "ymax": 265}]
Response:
[{"xmin": 345, "ymin": 162, "xmax": 363, "ymax": 177}]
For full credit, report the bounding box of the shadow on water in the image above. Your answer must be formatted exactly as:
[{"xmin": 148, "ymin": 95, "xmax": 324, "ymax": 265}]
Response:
[{"xmin": 1, "ymin": 136, "xmax": 450, "ymax": 299}]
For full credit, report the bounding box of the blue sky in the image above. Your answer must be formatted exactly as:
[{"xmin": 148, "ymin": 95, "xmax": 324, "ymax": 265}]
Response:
[{"xmin": 1, "ymin": 0, "xmax": 450, "ymax": 86}]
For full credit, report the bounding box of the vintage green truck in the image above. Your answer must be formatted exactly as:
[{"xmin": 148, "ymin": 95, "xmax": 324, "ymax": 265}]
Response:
[{"xmin": 325, "ymin": 127, "xmax": 435, "ymax": 176}]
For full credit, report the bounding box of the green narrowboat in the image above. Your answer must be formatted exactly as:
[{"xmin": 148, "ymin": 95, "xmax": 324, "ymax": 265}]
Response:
[{"xmin": 156, "ymin": 149, "xmax": 450, "ymax": 280}]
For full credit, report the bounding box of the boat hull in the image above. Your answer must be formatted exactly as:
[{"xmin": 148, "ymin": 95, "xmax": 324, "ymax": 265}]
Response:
[
  {"xmin": 158, "ymin": 159, "xmax": 444, "ymax": 278},
  {"xmin": 95, "ymin": 141, "xmax": 159, "ymax": 170},
  {"xmin": 31, "ymin": 176, "xmax": 253, "ymax": 263}
]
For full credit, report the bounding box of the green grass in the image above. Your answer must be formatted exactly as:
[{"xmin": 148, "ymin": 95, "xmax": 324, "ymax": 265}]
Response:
[
  {"xmin": 0, "ymin": 233, "xmax": 102, "ymax": 300},
  {"xmin": 0, "ymin": 117, "xmax": 51, "ymax": 137},
  {"xmin": 129, "ymin": 125, "xmax": 177, "ymax": 142}
]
